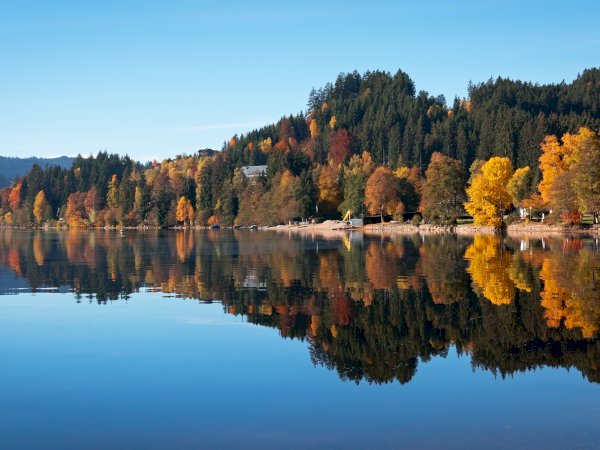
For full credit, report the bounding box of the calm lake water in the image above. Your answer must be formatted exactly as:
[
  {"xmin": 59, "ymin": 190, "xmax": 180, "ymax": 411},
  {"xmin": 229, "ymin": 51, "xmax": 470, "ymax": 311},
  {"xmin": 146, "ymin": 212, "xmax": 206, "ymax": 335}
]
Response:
[{"xmin": 0, "ymin": 229, "xmax": 599, "ymax": 449}]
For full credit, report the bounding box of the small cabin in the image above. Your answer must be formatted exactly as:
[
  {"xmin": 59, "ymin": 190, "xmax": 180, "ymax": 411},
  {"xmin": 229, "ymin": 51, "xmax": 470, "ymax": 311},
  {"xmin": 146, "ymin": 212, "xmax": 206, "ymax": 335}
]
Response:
[{"xmin": 241, "ymin": 165, "xmax": 267, "ymax": 178}]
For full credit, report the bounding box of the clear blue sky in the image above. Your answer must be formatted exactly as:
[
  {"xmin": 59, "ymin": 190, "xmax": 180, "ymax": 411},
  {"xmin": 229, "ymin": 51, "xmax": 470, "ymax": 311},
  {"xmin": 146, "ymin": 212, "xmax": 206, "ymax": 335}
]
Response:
[{"xmin": 1, "ymin": 0, "xmax": 598, "ymax": 162}]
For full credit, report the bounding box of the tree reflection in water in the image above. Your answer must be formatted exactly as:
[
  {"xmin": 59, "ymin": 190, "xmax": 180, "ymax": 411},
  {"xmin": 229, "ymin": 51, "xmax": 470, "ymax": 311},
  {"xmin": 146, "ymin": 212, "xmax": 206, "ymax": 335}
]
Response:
[{"xmin": 1, "ymin": 229, "xmax": 600, "ymax": 385}]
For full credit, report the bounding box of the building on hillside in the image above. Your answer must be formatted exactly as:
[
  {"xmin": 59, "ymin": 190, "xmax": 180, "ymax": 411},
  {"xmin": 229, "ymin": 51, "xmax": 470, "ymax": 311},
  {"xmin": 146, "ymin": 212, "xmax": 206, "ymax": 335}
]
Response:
[{"xmin": 241, "ymin": 165, "xmax": 267, "ymax": 178}]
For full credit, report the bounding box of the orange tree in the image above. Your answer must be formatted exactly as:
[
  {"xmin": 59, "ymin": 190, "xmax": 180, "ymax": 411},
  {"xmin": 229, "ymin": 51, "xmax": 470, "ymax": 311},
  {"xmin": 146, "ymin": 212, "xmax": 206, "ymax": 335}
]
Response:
[{"xmin": 364, "ymin": 167, "xmax": 403, "ymax": 223}]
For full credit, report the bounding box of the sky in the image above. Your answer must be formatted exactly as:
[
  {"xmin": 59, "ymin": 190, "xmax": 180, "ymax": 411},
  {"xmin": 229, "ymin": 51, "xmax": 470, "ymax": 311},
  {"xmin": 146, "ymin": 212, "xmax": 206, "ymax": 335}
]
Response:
[{"xmin": 1, "ymin": 0, "xmax": 599, "ymax": 162}]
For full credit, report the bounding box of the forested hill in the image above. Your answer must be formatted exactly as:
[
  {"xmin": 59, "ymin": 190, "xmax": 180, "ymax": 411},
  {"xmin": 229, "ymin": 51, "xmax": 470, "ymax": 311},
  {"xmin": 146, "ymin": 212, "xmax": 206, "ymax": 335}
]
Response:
[
  {"xmin": 229, "ymin": 68, "xmax": 600, "ymax": 176},
  {"xmin": 0, "ymin": 156, "xmax": 73, "ymax": 188},
  {"xmin": 2, "ymin": 68, "xmax": 600, "ymax": 228}
]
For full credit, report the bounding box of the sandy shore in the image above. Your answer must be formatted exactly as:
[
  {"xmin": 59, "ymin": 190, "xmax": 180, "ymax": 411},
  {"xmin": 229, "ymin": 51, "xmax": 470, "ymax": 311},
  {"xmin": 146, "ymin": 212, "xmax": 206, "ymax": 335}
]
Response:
[{"xmin": 264, "ymin": 220, "xmax": 600, "ymax": 236}]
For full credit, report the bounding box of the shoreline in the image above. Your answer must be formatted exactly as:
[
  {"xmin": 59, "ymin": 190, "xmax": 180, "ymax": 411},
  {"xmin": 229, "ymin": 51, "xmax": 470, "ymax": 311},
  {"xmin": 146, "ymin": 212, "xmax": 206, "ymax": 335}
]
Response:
[
  {"xmin": 264, "ymin": 221, "xmax": 600, "ymax": 236},
  {"xmin": 3, "ymin": 222, "xmax": 600, "ymax": 236}
]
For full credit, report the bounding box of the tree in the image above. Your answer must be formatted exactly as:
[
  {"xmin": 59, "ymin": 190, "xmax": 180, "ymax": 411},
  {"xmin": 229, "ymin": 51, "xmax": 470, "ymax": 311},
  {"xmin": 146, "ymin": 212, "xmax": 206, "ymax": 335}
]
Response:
[
  {"xmin": 464, "ymin": 235, "xmax": 515, "ymax": 305},
  {"xmin": 315, "ymin": 163, "xmax": 342, "ymax": 218},
  {"xmin": 364, "ymin": 167, "xmax": 403, "ymax": 222},
  {"xmin": 84, "ymin": 186, "xmax": 101, "ymax": 225},
  {"xmin": 107, "ymin": 174, "xmax": 119, "ymax": 209},
  {"xmin": 33, "ymin": 190, "xmax": 49, "ymax": 225},
  {"xmin": 421, "ymin": 152, "xmax": 467, "ymax": 223},
  {"xmin": 65, "ymin": 192, "xmax": 87, "ymax": 227},
  {"xmin": 329, "ymin": 116, "xmax": 337, "ymax": 129},
  {"xmin": 175, "ymin": 196, "xmax": 194, "ymax": 226},
  {"xmin": 394, "ymin": 167, "xmax": 421, "ymax": 213},
  {"xmin": 549, "ymin": 171, "xmax": 579, "ymax": 223},
  {"xmin": 8, "ymin": 181, "xmax": 22, "ymax": 211},
  {"xmin": 465, "ymin": 157, "xmax": 514, "ymax": 227},
  {"xmin": 468, "ymin": 159, "xmax": 485, "ymax": 184},
  {"xmin": 329, "ymin": 129, "xmax": 352, "ymax": 165},
  {"xmin": 538, "ymin": 128, "xmax": 596, "ymax": 206},
  {"xmin": 538, "ymin": 135, "xmax": 573, "ymax": 206},
  {"xmin": 339, "ymin": 152, "xmax": 376, "ymax": 217},
  {"xmin": 309, "ymin": 119, "xmax": 318, "ymax": 138},
  {"xmin": 118, "ymin": 171, "xmax": 136, "ymax": 218},
  {"xmin": 297, "ymin": 170, "xmax": 317, "ymax": 221},
  {"xmin": 573, "ymin": 131, "xmax": 600, "ymax": 222},
  {"xmin": 507, "ymin": 166, "xmax": 533, "ymax": 208},
  {"xmin": 134, "ymin": 181, "xmax": 150, "ymax": 223},
  {"xmin": 269, "ymin": 170, "xmax": 300, "ymax": 224}
]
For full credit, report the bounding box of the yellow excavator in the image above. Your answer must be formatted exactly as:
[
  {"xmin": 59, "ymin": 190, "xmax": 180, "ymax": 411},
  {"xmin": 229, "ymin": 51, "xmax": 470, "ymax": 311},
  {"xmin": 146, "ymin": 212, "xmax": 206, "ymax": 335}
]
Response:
[{"xmin": 341, "ymin": 210, "xmax": 352, "ymax": 223}]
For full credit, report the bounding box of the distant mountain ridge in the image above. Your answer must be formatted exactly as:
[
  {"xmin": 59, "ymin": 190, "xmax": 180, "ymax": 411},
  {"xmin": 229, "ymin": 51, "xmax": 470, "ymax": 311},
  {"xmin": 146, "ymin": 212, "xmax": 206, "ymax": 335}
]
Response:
[{"xmin": 0, "ymin": 156, "xmax": 74, "ymax": 188}]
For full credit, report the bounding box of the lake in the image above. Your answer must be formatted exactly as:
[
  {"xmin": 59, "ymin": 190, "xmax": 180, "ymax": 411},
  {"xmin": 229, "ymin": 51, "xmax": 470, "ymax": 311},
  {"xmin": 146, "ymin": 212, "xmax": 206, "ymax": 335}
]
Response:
[{"xmin": 0, "ymin": 229, "xmax": 599, "ymax": 449}]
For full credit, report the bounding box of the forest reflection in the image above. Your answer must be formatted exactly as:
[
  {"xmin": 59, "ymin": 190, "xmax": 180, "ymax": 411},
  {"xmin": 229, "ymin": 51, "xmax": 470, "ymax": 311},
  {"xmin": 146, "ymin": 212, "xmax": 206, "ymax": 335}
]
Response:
[{"xmin": 1, "ymin": 229, "xmax": 600, "ymax": 385}]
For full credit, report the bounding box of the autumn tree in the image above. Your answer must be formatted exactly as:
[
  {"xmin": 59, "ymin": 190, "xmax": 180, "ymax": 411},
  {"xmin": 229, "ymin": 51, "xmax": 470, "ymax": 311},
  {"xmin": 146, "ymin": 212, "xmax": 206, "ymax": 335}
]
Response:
[
  {"xmin": 107, "ymin": 174, "xmax": 119, "ymax": 209},
  {"xmin": 538, "ymin": 128, "xmax": 596, "ymax": 207},
  {"xmin": 537, "ymin": 128, "xmax": 600, "ymax": 221},
  {"xmin": 364, "ymin": 167, "xmax": 403, "ymax": 222},
  {"xmin": 464, "ymin": 235, "xmax": 514, "ymax": 305},
  {"xmin": 8, "ymin": 181, "xmax": 22, "ymax": 211},
  {"xmin": 176, "ymin": 196, "xmax": 194, "ymax": 226},
  {"xmin": 329, "ymin": 115, "xmax": 337, "ymax": 129},
  {"xmin": 507, "ymin": 166, "xmax": 533, "ymax": 209},
  {"xmin": 329, "ymin": 128, "xmax": 352, "ymax": 165},
  {"xmin": 84, "ymin": 186, "xmax": 101, "ymax": 225},
  {"xmin": 259, "ymin": 137, "xmax": 272, "ymax": 154},
  {"xmin": 235, "ymin": 181, "xmax": 266, "ymax": 226},
  {"xmin": 315, "ymin": 163, "xmax": 342, "ymax": 218},
  {"xmin": 309, "ymin": 118, "xmax": 318, "ymax": 138},
  {"xmin": 549, "ymin": 171, "xmax": 580, "ymax": 223},
  {"xmin": 65, "ymin": 192, "xmax": 87, "ymax": 227},
  {"xmin": 33, "ymin": 190, "xmax": 50, "ymax": 225},
  {"xmin": 465, "ymin": 157, "xmax": 514, "ymax": 227},
  {"xmin": 573, "ymin": 131, "xmax": 600, "ymax": 222},
  {"xmin": 269, "ymin": 170, "xmax": 300, "ymax": 224},
  {"xmin": 421, "ymin": 152, "xmax": 467, "ymax": 223}
]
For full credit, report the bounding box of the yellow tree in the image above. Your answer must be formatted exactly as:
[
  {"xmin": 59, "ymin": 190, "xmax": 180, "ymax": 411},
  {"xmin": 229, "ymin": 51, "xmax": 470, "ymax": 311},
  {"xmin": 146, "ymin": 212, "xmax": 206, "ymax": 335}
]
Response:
[
  {"xmin": 107, "ymin": 174, "xmax": 119, "ymax": 209},
  {"xmin": 33, "ymin": 190, "xmax": 49, "ymax": 225},
  {"xmin": 176, "ymin": 196, "xmax": 194, "ymax": 226},
  {"xmin": 329, "ymin": 116, "xmax": 337, "ymax": 130},
  {"xmin": 539, "ymin": 248, "xmax": 600, "ymax": 338},
  {"xmin": 507, "ymin": 166, "xmax": 532, "ymax": 209},
  {"xmin": 259, "ymin": 137, "xmax": 272, "ymax": 154},
  {"xmin": 538, "ymin": 136, "xmax": 572, "ymax": 205},
  {"xmin": 309, "ymin": 119, "xmax": 318, "ymax": 138},
  {"xmin": 315, "ymin": 163, "xmax": 342, "ymax": 217},
  {"xmin": 538, "ymin": 127, "xmax": 596, "ymax": 206},
  {"xmin": 464, "ymin": 235, "xmax": 514, "ymax": 305},
  {"xmin": 465, "ymin": 157, "xmax": 514, "ymax": 226},
  {"xmin": 364, "ymin": 167, "xmax": 403, "ymax": 223}
]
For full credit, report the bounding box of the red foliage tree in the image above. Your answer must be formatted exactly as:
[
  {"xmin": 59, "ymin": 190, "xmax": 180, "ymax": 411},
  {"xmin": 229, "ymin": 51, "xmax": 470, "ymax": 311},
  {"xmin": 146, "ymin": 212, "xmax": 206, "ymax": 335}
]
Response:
[{"xmin": 330, "ymin": 129, "xmax": 352, "ymax": 165}]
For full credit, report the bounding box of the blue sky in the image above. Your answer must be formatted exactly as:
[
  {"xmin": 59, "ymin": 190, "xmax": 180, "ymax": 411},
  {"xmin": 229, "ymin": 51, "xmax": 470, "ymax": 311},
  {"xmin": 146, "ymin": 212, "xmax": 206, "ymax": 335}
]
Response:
[{"xmin": 1, "ymin": 0, "xmax": 598, "ymax": 162}]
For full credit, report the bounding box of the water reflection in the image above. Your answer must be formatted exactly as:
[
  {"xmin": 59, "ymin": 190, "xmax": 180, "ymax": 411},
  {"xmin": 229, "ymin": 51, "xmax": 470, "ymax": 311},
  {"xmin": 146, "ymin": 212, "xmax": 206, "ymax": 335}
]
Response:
[{"xmin": 1, "ymin": 229, "xmax": 600, "ymax": 385}]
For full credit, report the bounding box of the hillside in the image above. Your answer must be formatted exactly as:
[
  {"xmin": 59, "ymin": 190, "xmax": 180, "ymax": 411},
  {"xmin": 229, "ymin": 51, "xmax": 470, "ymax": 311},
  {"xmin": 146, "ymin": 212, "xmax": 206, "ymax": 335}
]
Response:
[
  {"xmin": 2, "ymin": 68, "xmax": 600, "ymax": 228},
  {"xmin": 228, "ymin": 68, "xmax": 600, "ymax": 178},
  {"xmin": 0, "ymin": 156, "xmax": 74, "ymax": 188}
]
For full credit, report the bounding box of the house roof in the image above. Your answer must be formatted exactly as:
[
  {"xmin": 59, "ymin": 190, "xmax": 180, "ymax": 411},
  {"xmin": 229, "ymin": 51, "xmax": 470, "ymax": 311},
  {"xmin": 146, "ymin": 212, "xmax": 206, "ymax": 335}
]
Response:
[{"xmin": 241, "ymin": 165, "xmax": 267, "ymax": 177}]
